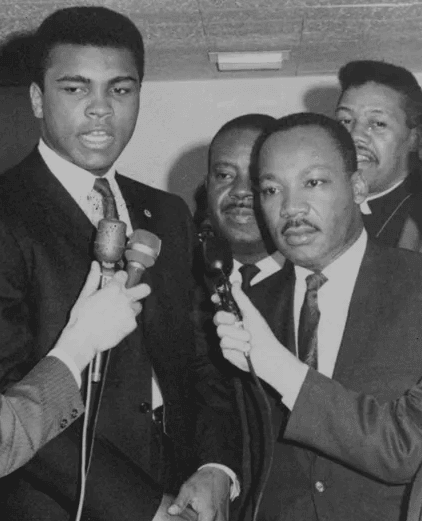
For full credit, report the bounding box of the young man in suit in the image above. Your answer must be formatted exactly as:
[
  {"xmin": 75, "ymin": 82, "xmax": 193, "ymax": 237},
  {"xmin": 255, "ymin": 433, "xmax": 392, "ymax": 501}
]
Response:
[
  {"xmin": 0, "ymin": 6, "xmax": 239, "ymax": 521},
  {"xmin": 335, "ymin": 60, "xmax": 422, "ymax": 250},
  {"xmin": 214, "ymin": 112, "xmax": 422, "ymax": 520},
  {"xmin": 0, "ymin": 262, "xmax": 150, "ymax": 477}
]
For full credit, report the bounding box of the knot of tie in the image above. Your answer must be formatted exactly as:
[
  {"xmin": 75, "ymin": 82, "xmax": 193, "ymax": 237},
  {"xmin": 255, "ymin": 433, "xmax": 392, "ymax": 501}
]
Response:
[
  {"xmin": 239, "ymin": 264, "xmax": 261, "ymax": 293},
  {"xmin": 93, "ymin": 177, "xmax": 118, "ymax": 220},
  {"xmin": 305, "ymin": 271, "xmax": 328, "ymax": 293}
]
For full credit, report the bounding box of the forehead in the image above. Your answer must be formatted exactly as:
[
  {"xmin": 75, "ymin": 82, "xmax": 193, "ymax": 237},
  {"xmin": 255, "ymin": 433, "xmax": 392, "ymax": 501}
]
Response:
[
  {"xmin": 337, "ymin": 82, "xmax": 406, "ymax": 117},
  {"xmin": 45, "ymin": 44, "xmax": 139, "ymax": 80},
  {"xmin": 259, "ymin": 126, "xmax": 345, "ymax": 172},
  {"xmin": 210, "ymin": 127, "xmax": 262, "ymax": 161}
]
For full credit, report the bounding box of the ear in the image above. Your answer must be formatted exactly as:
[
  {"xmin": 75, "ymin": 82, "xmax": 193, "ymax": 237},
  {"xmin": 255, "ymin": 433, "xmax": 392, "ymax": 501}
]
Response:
[
  {"xmin": 29, "ymin": 82, "xmax": 44, "ymax": 119},
  {"xmin": 351, "ymin": 169, "xmax": 368, "ymax": 205}
]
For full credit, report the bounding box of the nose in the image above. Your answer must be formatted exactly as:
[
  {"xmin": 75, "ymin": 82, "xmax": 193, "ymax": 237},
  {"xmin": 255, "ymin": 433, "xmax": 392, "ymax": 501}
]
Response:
[
  {"xmin": 280, "ymin": 187, "xmax": 308, "ymax": 219},
  {"xmin": 349, "ymin": 120, "xmax": 370, "ymax": 146},
  {"xmin": 86, "ymin": 91, "xmax": 113, "ymax": 119},
  {"xmin": 229, "ymin": 175, "xmax": 253, "ymax": 200}
]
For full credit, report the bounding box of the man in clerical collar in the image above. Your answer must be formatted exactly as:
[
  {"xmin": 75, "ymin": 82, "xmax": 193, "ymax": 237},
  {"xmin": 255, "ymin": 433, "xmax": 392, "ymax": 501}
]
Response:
[{"xmin": 335, "ymin": 59, "xmax": 422, "ymax": 249}]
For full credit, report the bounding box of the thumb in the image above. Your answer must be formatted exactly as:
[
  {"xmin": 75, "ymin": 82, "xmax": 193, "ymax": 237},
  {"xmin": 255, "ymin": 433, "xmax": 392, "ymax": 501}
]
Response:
[
  {"xmin": 77, "ymin": 261, "xmax": 101, "ymax": 302},
  {"xmin": 167, "ymin": 489, "xmax": 190, "ymax": 516},
  {"xmin": 231, "ymin": 281, "xmax": 258, "ymax": 318}
]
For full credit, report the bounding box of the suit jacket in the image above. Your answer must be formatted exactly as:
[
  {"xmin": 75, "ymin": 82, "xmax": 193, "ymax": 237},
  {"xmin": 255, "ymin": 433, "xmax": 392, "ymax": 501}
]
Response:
[
  {"xmin": 363, "ymin": 174, "xmax": 422, "ymax": 251},
  {"xmin": 241, "ymin": 241, "xmax": 422, "ymax": 521},
  {"xmin": 0, "ymin": 356, "xmax": 83, "ymax": 477},
  {"xmin": 0, "ymin": 149, "xmax": 216, "ymax": 520}
]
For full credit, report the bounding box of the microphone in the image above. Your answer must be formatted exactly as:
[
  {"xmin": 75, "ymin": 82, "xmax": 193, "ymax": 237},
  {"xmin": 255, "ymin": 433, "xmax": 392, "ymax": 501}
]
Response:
[
  {"xmin": 92, "ymin": 218, "xmax": 127, "ymax": 382},
  {"xmin": 124, "ymin": 229, "xmax": 161, "ymax": 288},
  {"xmin": 199, "ymin": 221, "xmax": 242, "ymax": 321}
]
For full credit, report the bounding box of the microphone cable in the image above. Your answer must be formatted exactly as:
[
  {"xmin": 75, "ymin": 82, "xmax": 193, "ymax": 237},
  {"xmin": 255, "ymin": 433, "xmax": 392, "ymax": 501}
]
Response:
[{"xmin": 199, "ymin": 224, "xmax": 275, "ymax": 521}]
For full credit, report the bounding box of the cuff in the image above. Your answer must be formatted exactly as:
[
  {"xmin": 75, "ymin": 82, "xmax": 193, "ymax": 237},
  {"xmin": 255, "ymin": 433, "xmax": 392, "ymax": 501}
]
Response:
[
  {"xmin": 198, "ymin": 463, "xmax": 240, "ymax": 500},
  {"xmin": 47, "ymin": 349, "xmax": 82, "ymax": 388},
  {"xmin": 281, "ymin": 364, "xmax": 309, "ymax": 410}
]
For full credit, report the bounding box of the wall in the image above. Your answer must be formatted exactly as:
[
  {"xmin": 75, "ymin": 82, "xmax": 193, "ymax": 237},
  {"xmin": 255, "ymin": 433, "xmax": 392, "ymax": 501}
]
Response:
[{"xmin": 0, "ymin": 74, "xmax": 359, "ymax": 212}]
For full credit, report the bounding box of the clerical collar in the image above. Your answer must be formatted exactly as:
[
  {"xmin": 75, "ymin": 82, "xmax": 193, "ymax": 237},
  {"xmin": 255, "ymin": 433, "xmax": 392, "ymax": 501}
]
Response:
[
  {"xmin": 38, "ymin": 139, "xmax": 117, "ymax": 205},
  {"xmin": 360, "ymin": 179, "xmax": 405, "ymax": 215}
]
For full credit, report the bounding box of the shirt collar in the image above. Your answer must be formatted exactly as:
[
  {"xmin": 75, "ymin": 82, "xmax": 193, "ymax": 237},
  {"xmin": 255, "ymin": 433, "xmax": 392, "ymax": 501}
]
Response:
[
  {"xmin": 232, "ymin": 250, "xmax": 284, "ymax": 272},
  {"xmin": 360, "ymin": 179, "xmax": 405, "ymax": 215},
  {"xmin": 38, "ymin": 139, "xmax": 117, "ymax": 204},
  {"xmin": 295, "ymin": 228, "xmax": 367, "ymax": 285}
]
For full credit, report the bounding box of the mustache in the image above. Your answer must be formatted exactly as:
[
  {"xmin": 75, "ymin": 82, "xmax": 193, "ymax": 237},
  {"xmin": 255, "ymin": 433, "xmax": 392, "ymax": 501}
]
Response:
[
  {"xmin": 355, "ymin": 145, "xmax": 378, "ymax": 162},
  {"xmin": 282, "ymin": 218, "xmax": 319, "ymax": 234},
  {"xmin": 222, "ymin": 200, "xmax": 254, "ymax": 212}
]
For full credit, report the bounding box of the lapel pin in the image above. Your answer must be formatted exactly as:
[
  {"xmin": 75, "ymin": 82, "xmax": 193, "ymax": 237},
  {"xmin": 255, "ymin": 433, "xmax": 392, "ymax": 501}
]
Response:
[{"xmin": 144, "ymin": 209, "xmax": 152, "ymax": 218}]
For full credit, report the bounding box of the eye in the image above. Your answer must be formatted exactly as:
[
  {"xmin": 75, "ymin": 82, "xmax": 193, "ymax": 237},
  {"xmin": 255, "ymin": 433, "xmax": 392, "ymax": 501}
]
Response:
[
  {"xmin": 336, "ymin": 115, "xmax": 352, "ymax": 127},
  {"xmin": 260, "ymin": 185, "xmax": 280, "ymax": 197},
  {"xmin": 62, "ymin": 86, "xmax": 85, "ymax": 94},
  {"xmin": 305, "ymin": 179, "xmax": 324, "ymax": 188},
  {"xmin": 213, "ymin": 170, "xmax": 234, "ymax": 182},
  {"xmin": 370, "ymin": 120, "xmax": 387, "ymax": 130},
  {"xmin": 112, "ymin": 86, "xmax": 132, "ymax": 95}
]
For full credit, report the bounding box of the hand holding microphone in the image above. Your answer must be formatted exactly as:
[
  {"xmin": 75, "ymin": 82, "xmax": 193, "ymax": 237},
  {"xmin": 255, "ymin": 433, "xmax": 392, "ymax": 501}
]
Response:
[{"xmin": 54, "ymin": 261, "xmax": 151, "ymax": 374}]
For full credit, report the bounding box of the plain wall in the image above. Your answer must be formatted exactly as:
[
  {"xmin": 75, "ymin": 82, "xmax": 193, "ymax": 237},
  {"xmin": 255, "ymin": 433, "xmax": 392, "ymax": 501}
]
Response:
[{"xmin": 0, "ymin": 72, "xmax": 409, "ymax": 212}]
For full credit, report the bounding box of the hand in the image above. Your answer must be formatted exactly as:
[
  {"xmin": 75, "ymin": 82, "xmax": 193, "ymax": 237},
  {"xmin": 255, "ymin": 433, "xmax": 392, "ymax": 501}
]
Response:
[
  {"xmin": 213, "ymin": 282, "xmax": 304, "ymax": 395},
  {"xmin": 54, "ymin": 261, "xmax": 151, "ymax": 371},
  {"xmin": 168, "ymin": 467, "xmax": 230, "ymax": 521},
  {"xmin": 153, "ymin": 494, "xmax": 197, "ymax": 521}
]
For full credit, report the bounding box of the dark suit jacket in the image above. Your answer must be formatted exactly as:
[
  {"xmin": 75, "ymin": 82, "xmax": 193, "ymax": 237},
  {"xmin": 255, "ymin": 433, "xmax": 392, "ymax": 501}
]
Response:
[
  {"xmin": 0, "ymin": 356, "xmax": 83, "ymax": 477},
  {"xmin": 363, "ymin": 174, "xmax": 422, "ymax": 251},
  {"xmin": 0, "ymin": 149, "xmax": 225, "ymax": 520},
  {"xmin": 241, "ymin": 241, "xmax": 422, "ymax": 521}
]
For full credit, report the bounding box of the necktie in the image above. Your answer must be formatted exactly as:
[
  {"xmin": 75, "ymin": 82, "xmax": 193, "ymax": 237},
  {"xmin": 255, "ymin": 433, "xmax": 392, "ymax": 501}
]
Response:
[
  {"xmin": 239, "ymin": 264, "xmax": 261, "ymax": 293},
  {"xmin": 93, "ymin": 177, "xmax": 119, "ymax": 220},
  {"xmin": 298, "ymin": 271, "xmax": 327, "ymax": 369}
]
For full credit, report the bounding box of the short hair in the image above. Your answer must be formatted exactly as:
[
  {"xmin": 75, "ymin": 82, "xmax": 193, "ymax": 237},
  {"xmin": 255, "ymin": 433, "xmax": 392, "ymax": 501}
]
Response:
[
  {"xmin": 258, "ymin": 112, "xmax": 358, "ymax": 175},
  {"xmin": 32, "ymin": 6, "xmax": 145, "ymax": 89},
  {"xmin": 338, "ymin": 60, "xmax": 422, "ymax": 128},
  {"xmin": 208, "ymin": 113, "xmax": 276, "ymax": 171}
]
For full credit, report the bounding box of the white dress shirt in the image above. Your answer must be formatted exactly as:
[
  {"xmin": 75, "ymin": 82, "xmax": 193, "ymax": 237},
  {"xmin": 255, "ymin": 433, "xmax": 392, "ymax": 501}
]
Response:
[
  {"xmin": 39, "ymin": 141, "xmax": 163, "ymax": 408},
  {"xmin": 230, "ymin": 251, "xmax": 285, "ymax": 286},
  {"xmin": 282, "ymin": 229, "xmax": 367, "ymax": 409}
]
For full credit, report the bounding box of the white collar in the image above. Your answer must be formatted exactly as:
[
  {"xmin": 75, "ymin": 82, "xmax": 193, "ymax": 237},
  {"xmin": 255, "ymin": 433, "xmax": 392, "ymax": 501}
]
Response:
[{"xmin": 360, "ymin": 179, "xmax": 405, "ymax": 215}]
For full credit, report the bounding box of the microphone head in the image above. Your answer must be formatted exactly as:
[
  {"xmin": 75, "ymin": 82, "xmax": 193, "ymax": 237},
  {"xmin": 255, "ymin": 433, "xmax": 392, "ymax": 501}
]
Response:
[
  {"xmin": 202, "ymin": 234, "xmax": 233, "ymax": 278},
  {"xmin": 124, "ymin": 229, "xmax": 161, "ymax": 269},
  {"xmin": 94, "ymin": 219, "xmax": 127, "ymax": 264}
]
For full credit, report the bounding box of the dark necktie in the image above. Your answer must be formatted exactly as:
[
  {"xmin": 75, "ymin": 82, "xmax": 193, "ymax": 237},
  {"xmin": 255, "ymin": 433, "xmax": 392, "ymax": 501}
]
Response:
[
  {"xmin": 298, "ymin": 271, "xmax": 327, "ymax": 369},
  {"xmin": 239, "ymin": 264, "xmax": 261, "ymax": 293},
  {"xmin": 93, "ymin": 177, "xmax": 119, "ymax": 220}
]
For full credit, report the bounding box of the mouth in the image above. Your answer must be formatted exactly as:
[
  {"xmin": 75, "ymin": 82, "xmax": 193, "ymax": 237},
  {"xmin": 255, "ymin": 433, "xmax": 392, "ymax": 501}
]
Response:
[
  {"xmin": 356, "ymin": 148, "xmax": 378, "ymax": 166},
  {"xmin": 282, "ymin": 224, "xmax": 318, "ymax": 245},
  {"xmin": 224, "ymin": 205, "xmax": 256, "ymax": 225},
  {"xmin": 80, "ymin": 130, "xmax": 115, "ymax": 149}
]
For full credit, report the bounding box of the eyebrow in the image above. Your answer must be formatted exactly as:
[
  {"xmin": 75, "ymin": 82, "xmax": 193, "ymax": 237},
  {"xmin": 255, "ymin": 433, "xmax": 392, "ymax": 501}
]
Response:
[
  {"xmin": 336, "ymin": 105, "xmax": 391, "ymax": 116},
  {"xmin": 55, "ymin": 75, "xmax": 139, "ymax": 84}
]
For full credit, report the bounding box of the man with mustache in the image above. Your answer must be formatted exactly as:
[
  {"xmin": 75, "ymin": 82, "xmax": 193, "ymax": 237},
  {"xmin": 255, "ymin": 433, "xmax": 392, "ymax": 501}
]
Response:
[
  {"xmin": 214, "ymin": 112, "xmax": 422, "ymax": 521},
  {"xmin": 0, "ymin": 6, "xmax": 239, "ymax": 521},
  {"xmin": 205, "ymin": 114, "xmax": 285, "ymax": 291},
  {"xmin": 335, "ymin": 60, "xmax": 422, "ymax": 250}
]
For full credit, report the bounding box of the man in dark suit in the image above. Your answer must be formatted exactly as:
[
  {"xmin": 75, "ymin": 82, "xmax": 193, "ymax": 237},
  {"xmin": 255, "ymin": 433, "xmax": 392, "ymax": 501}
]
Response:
[
  {"xmin": 214, "ymin": 112, "xmax": 422, "ymax": 520},
  {"xmin": 0, "ymin": 262, "xmax": 150, "ymax": 477},
  {"xmin": 335, "ymin": 60, "xmax": 422, "ymax": 250},
  {"xmin": 0, "ymin": 6, "xmax": 240, "ymax": 521}
]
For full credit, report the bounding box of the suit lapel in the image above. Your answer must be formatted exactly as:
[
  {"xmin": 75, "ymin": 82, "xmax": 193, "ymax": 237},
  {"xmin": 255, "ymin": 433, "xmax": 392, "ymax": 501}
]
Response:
[{"xmin": 332, "ymin": 242, "xmax": 384, "ymax": 384}]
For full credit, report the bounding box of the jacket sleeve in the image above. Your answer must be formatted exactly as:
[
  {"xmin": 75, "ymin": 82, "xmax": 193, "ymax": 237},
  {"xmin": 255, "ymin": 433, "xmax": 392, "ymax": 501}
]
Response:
[
  {"xmin": 285, "ymin": 368, "xmax": 422, "ymax": 484},
  {"xmin": 0, "ymin": 356, "xmax": 83, "ymax": 477}
]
